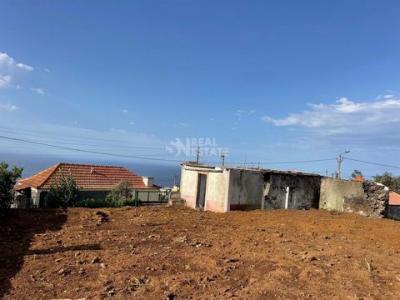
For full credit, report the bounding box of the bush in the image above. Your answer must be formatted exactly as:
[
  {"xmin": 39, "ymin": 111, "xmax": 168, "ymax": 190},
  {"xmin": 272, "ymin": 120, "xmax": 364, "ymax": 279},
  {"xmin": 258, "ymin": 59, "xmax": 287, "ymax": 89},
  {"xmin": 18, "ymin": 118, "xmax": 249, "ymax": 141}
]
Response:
[
  {"xmin": 105, "ymin": 181, "xmax": 140, "ymax": 207},
  {"xmin": 46, "ymin": 173, "xmax": 80, "ymax": 208},
  {"xmin": 79, "ymin": 198, "xmax": 107, "ymax": 208},
  {"xmin": 78, "ymin": 197, "xmax": 141, "ymax": 208},
  {"xmin": 0, "ymin": 162, "xmax": 23, "ymax": 211}
]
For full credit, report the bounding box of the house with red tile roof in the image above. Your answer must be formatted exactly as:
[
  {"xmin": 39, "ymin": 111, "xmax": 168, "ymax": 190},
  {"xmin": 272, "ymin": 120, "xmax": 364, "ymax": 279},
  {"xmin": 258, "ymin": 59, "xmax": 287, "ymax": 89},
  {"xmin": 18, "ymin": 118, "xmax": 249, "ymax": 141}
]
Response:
[
  {"xmin": 14, "ymin": 163, "xmax": 160, "ymax": 208},
  {"xmin": 387, "ymin": 191, "xmax": 400, "ymax": 220}
]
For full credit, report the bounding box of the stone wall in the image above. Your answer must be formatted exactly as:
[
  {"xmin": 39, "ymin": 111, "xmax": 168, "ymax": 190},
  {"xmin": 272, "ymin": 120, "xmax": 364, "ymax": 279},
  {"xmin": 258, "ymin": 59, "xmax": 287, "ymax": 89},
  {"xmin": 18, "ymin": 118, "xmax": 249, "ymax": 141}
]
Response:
[
  {"xmin": 353, "ymin": 181, "xmax": 388, "ymax": 218},
  {"xmin": 320, "ymin": 178, "xmax": 389, "ymax": 218}
]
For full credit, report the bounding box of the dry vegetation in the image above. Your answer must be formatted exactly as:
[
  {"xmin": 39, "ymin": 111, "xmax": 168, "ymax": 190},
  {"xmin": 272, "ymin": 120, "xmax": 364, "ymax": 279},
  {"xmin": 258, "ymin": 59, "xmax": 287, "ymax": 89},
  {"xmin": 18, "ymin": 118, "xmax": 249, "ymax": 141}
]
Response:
[{"xmin": 2, "ymin": 206, "xmax": 400, "ymax": 299}]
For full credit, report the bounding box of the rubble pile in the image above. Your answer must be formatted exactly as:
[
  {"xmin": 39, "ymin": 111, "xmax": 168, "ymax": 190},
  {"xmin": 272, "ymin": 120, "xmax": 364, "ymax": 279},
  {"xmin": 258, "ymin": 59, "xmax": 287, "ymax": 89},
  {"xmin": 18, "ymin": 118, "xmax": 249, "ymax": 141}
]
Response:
[
  {"xmin": 343, "ymin": 181, "xmax": 389, "ymax": 218},
  {"xmin": 362, "ymin": 181, "xmax": 389, "ymax": 218}
]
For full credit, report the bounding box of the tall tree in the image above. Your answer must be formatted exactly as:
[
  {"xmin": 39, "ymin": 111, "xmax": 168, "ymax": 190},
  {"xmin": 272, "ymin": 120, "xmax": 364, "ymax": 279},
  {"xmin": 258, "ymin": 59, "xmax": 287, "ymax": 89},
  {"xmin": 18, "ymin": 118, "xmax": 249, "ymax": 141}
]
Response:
[
  {"xmin": 373, "ymin": 172, "xmax": 400, "ymax": 193},
  {"xmin": 0, "ymin": 162, "xmax": 23, "ymax": 210}
]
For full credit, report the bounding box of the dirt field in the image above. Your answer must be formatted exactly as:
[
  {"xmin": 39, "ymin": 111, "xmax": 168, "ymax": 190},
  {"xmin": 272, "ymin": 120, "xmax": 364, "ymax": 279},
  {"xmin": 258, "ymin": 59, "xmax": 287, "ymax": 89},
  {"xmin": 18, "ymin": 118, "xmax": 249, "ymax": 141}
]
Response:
[{"xmin": 2, "ymin": 206, "xmax": 400, "ymax": 299}]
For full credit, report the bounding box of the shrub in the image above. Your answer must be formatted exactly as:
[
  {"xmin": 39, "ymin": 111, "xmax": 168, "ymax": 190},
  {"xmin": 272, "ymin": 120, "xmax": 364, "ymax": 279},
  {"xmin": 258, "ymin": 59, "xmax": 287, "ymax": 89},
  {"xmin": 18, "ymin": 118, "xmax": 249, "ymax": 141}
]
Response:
[
  {"xmin": 79, "ymin": 198, "xmax": 107, "ymax": 208},
  {"xmin": 0, "ymin": 162, "xmax": 23, "ymax": 210},
  {"xmin": 46, "ymin": 173, "xmax": 80, "ymax": 208},
  {"xmin": 106, "ymin": 181, "xmax": 131, "ymax": 207}
]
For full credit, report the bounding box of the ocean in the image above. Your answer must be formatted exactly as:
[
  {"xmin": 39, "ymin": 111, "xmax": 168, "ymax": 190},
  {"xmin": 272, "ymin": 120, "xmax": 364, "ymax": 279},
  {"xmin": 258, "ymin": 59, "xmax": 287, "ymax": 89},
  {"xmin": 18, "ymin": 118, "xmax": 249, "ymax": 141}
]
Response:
[{"xmin": 0, "ymin": 153, "xmax": 181, "ymax": 187}]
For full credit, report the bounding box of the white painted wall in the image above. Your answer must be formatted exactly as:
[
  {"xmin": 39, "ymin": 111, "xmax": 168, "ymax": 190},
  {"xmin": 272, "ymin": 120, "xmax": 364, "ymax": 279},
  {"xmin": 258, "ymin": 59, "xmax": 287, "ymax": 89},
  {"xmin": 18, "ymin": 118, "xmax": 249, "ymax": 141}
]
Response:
[
  {"xmin": 204, "ymin": 169, "xmax": 230, "ymax": 212},
  {"xmin": 180, "ymin": 166, "xmax": 200, "ymax": 209},
  {"xmin": 180, "ymin": 165, "xmax": 230, "ymax": 212},
  {"xmin": 31, "ymin": 188, "xmax": 41, "ymax": 207}
]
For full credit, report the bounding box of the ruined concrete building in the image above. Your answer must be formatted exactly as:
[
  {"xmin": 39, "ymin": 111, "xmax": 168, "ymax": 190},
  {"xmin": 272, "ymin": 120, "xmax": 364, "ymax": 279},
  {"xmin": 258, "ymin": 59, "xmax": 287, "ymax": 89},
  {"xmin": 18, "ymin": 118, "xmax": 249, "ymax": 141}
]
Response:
[
  {"xmin": 180, "ymin": 163, "xmax": 321, "ymax": 213},
  {"xmin": 180, "ymin": 163, "xmax": 390, "ymax": 217}
]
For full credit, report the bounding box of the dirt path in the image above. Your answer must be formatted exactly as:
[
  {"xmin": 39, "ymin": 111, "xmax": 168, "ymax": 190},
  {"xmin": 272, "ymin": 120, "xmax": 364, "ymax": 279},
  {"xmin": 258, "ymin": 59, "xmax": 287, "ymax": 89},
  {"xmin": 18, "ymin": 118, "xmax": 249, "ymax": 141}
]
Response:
[{"xmin": 2, "ymin": 207, "xmax": 400, "ymax": 299}]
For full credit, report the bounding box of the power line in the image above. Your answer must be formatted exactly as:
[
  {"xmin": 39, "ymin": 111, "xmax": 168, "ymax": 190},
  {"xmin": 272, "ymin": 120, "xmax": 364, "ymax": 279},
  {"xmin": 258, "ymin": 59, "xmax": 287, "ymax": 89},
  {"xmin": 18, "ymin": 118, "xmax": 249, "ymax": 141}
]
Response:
[
  {"xmin": 0, "ymin": 135, "xmax": 182, "ymax": 163},
  {"xmin": 7, "ymin": 133, "xmax": 388, "ymax": 171},
  {"xmin": 0, "ymin": 126, "xmax": 165, "ymax": 150},
  {"xmin": 202, "ymin": 158, "xmax": 336, "ymax": 165},
  {"xmin": 344, "ymin": 157, "xmax": 400, "ymax": 170}
]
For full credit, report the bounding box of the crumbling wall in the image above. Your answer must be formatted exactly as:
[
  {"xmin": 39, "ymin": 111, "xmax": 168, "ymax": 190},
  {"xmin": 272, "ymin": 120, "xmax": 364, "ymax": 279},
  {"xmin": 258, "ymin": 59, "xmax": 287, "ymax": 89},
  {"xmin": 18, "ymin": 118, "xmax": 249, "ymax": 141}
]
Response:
[
  {"xmin": 264, "ymin": 174, "xmax": 321, "ymax": 210},
  {"xmin": 320, "ymin": 178, "xmax": 389, "ymax": 218},
  {"xmin": 320, "ymin": 178, "xmax": 364, "ymax": 212},
  {"xmin": 348, "ymin": 181, "xmax": 388, "ymax": 218},
  {"xmin": 228, "ymin": 169, "xmax": 264, "ymax": 210}
]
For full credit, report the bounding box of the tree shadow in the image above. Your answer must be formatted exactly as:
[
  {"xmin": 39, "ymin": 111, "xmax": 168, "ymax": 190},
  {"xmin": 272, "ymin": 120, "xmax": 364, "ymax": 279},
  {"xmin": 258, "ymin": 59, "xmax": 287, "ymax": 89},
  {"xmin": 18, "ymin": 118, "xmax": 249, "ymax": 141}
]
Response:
[{"xmin": 0, "ymin": 209, "xmax": 67, "ymax": 298}]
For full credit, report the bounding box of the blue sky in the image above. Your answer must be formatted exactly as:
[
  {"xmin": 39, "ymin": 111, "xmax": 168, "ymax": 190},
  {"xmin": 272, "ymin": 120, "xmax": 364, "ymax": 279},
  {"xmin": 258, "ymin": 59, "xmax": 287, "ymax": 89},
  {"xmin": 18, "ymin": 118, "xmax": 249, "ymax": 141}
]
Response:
[{"xmin": 1, "ymin": 0, "xmax": 400, "ymax": 178}]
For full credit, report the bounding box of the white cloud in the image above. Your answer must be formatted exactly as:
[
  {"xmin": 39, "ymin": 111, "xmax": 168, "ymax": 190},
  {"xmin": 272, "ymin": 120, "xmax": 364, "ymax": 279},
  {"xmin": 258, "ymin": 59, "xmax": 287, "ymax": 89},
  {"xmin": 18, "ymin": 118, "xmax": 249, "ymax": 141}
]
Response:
[
  {"xmin": 0, "ymin": 51, "xmax": 34, "ymax": 89},
  {"xmin": 0, "ymin": 75, "xmax": 12, "ymax": 88},
  {"xmin": 16, "ymin": 63, "xmax": 33, "ymax": 71},
  {"xmin": 0, "ymin": 102, "xmax": 19, "ymax": 112},
  {"xmin": 0, "ymin": 52, "xmax": 14, "ymax": 66},
  {"xmin": 263, "ymin": 97, "xmax": 400, "ymax": 135},
  {"xmin": 31, "ymin": 87, "xmax": 45, "ymax": 95},
  {"xmin": 0, "ymin": 52, "xmax": 33, "ymax": 72}
]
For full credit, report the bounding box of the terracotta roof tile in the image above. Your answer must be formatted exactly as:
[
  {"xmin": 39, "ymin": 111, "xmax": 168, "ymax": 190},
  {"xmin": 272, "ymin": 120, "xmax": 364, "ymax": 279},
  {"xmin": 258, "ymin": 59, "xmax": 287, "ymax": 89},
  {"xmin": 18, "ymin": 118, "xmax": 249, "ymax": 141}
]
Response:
[
  {"xmin": 16, "ymin": 163, "xmax": 157, "ymax": 191},
  {"xmin": 389, "ymin": 192, "xmax": 400, "ymax": 205}
]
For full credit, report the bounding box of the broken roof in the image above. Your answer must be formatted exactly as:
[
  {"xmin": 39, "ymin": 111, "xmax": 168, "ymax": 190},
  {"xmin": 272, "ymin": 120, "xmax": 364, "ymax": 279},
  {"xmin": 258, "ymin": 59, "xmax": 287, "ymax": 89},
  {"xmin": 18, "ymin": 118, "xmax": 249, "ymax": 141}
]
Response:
[
  {"xmin": 181, "ymin": 162, "xmax": 321, "ymax": 177},
  {"xmin": 15, "ymin": 163, "xmax": 158, "ymax": 191}
]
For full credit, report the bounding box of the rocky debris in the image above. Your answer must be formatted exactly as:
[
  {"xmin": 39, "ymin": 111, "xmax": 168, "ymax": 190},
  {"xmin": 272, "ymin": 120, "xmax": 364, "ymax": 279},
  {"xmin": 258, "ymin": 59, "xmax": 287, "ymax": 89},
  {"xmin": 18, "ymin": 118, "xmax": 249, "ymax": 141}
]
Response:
[
  {"xmin": 165, "ymin": 292, "xmax": 177, "ymax": 300},
  {"xmin": 363, "ymin": 181, "xmax": 389, "ymax": 218},
  {"xmin": 174, "ymin": 236, "xmax": 188, "ymax": 243},
  {"xmin": 191, "ymin": 241, "xmax": 212, "ymax": 248},
  {"xmin": 91, "ymin": 256, "xmax": 101, "ymax": 264},
  {"xmin": 99, "ymin": 263, "xmax": 107, "ymax": 269},
  {"xmin": 127, "ymin": 276, "xmax": 149, "ymax": 291},
  {"xmin": 224, "ymin": 258, "xmax": 240, "ymax": 264},
  {"xmin": 344, "ymin": 181, "xmax": 389, "ymax": 218},
  {"xmin": 95, "ymin": 211, "xmax": 110, "ymax": 225},
  {"xmin": 57, "ymin": 268, "xmax": 71, "ymax": 276}
]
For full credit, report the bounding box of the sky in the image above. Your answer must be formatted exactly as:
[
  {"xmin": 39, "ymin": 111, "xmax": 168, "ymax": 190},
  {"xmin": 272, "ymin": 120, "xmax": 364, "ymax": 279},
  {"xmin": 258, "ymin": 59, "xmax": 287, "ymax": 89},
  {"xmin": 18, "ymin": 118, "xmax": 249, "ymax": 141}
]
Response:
[{"xmin": 1, "ymin": 0, "xmax": 400, "ymax": 178}]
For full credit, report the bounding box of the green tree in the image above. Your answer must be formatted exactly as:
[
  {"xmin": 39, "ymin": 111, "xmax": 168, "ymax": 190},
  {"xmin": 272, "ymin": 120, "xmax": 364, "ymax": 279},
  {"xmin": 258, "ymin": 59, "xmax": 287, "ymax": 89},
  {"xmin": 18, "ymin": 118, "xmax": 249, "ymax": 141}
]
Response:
[
  {"xmin": 373, "ymin": 172, "xmax": 400, "ymax": 193},
  {"xmin": 351, "ymin": 170, "xmax": 363, "ymax": 179},
  {"xmin": 0, "ymin": 162, "xmax": 23, "ymax": 210},
  {"xmin": 47, "ymin": 173, "xmax": 80, "ymax": 208}
]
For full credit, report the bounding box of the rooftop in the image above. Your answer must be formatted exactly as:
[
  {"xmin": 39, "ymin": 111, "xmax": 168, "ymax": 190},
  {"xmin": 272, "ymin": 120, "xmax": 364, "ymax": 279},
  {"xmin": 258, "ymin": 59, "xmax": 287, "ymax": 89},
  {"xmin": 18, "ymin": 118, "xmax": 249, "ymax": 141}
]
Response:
[
  {"xmin": 15, "ymin": 163, "xmax": 158, "ymax": 191},
  {"xmin": 182, "ymin": 162, "xmax": 322, "ymax": 177}
]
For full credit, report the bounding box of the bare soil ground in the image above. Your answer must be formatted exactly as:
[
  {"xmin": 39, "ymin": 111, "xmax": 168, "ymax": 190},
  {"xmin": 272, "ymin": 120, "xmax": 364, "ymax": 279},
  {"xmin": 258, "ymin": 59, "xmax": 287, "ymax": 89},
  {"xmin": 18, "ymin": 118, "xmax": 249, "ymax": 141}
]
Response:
[{"xmin": 2, "ymin": 207, "xmax": 400, "ymax": 299}]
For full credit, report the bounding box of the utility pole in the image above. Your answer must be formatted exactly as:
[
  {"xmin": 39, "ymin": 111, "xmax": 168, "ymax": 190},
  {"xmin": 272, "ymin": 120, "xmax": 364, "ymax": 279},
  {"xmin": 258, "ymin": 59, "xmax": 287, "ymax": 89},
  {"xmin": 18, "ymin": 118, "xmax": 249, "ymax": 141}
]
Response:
[
  {"xmin": 336, "ymin": 150, "xmax": 350, "ymax": 179},
  {"xmin": 196, "ymin": 146, "xmax": 200, "ymax": 164},
  {"xmin": 221, "ymin": 152, "xmax": 225, "ymax": 167}
]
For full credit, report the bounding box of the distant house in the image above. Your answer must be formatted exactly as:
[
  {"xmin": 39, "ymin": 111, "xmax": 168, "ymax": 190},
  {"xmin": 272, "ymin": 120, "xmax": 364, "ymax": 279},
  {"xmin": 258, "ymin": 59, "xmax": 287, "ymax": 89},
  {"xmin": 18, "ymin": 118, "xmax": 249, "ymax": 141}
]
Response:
[
  {"xmin": 387, "ymin": 192, "xmax": 400, "ymax": 220},
  {"xmin": 180, "ymin": 163, "xmax": 321, "ymax": 213},
  {"xmin": 14, "ymin": 163, "xmax": 160, "ymax": 208}
]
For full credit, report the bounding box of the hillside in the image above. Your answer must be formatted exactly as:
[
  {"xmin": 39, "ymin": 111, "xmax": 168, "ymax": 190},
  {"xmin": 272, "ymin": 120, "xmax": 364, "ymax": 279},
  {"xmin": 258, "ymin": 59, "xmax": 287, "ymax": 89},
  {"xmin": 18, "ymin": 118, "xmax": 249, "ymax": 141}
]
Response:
[{"xmin": 1, "ymin": 207, "xmax": 400, "ymax": 299}]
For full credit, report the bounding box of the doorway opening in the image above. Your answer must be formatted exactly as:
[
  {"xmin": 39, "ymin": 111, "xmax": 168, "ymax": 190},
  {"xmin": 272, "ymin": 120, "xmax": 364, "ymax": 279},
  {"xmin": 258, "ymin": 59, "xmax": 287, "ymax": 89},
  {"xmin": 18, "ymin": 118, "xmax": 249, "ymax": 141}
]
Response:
[{"xmin": 196, "ymin": 174, "xmax": 207, "ymax": 209}]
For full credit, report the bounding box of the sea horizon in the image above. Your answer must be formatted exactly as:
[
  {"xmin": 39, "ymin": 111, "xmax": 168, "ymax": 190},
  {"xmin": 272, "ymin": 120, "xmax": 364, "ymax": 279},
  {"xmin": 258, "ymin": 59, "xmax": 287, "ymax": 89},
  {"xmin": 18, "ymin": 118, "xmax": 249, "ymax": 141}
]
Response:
[{"xmin": 0, "ymin": 152, "xmax": 181, "ymax": 187}]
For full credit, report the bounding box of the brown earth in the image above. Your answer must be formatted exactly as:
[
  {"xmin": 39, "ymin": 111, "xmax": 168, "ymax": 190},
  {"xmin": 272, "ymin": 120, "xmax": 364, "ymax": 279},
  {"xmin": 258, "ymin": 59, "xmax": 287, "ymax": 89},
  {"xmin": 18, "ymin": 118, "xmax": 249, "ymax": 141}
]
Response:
[{"xmin": 1, "ymin": 206, "xmax": 400, "ymax": 299}]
